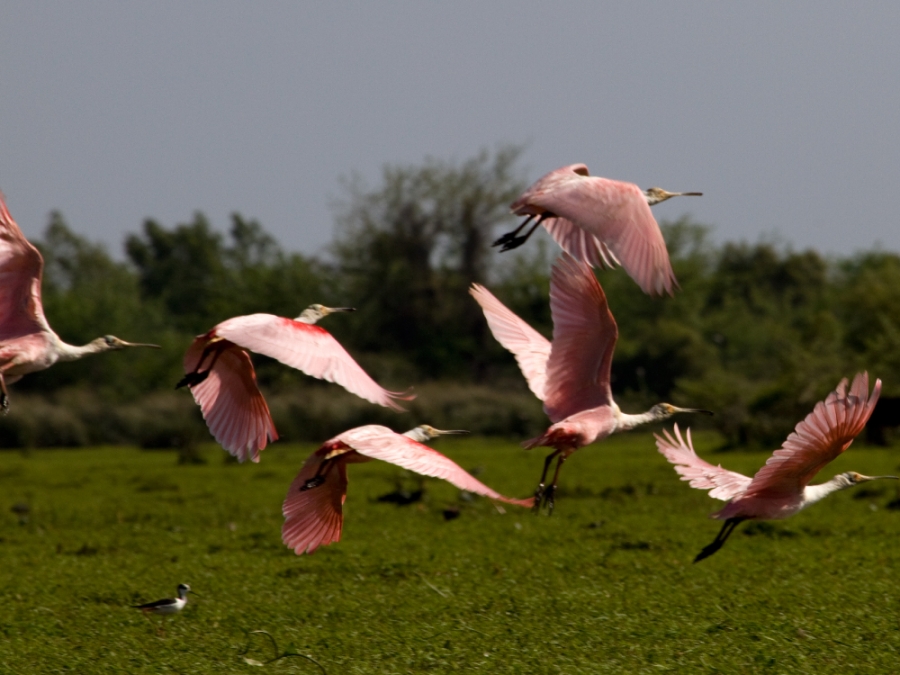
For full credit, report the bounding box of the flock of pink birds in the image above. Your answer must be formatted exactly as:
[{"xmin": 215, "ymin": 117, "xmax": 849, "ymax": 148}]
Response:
[{"xmin": 0, "ymin": 164, "xmax": 892, "ymax": 562}]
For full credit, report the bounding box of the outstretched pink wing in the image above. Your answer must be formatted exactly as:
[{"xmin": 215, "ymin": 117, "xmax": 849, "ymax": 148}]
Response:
[
  {"xmin": 742, "ymin": 373, "xmax": 881, "ymax": 499},
  {"xmin": 512, "ymin": 164, "xmax": 677, "ymax": 296},
  {"xmin": 469, "ymin": 283, "xmax": 551, "ymax": 401},
  {"xmin": 338, "ymin": 425, "xmax": 534, "ymax": 507},
  {"xmin": 655, "ymin": 425, "xmax": 751, "ymax": 501},
  {"xmin": 0, "ymin": 192, "xmax": 51, "ymax": 342},
  {"xmin": 214, "ymin": 314, "xmax": 410, "ymax": 411},
  {"xmin": 184, "ymin": 335, "xmax": 277, "ymax": 462},
  {"xmin": 542, "ymin": 254, "xmax": 617, "ymax": 423},
  {"xmin": 282, "ymin": 449, "xmax": 347, "ymax": 555}
]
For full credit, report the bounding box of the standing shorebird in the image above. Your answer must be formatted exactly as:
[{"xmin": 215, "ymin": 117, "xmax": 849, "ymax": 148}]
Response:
[
  {"xmin": 656, "ymin": 373, "xmax": 894, "ymax": 562},
  {"xmin": 133, "ymin": 584, "xmax": 196, "ymax": 634},
  {"xmin": 471, "ymin": 253, "xmax": 711, "ymax": 514},
  {"xmin": 177, "ymin": 306, "xmax": 413, "ymax": 462},
  {"xmin": 493, "ymin": 163, "xmax": 701, "ymax": 296},
  {"xmin": 0, "ymin": 191, "xmax": 160, "ymax": 412}
]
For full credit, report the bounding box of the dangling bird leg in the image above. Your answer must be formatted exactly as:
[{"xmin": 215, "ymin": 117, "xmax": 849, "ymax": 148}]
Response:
[
  {"xmin": 543, "ymin": 453, "xmax": 570, "ymax": 516},
  {"xmin": 175, "ymin": 341, "xmax": 228, "ymax": 389},
  {"xmin": 0, "ymin": 372, "xmax": 9, "ymax": 415},
  {"xmin": 693, "ymin": 517, "xmax": 746, "ymax": 563},
  {"xmin": 492, "ymin": 215, "xmax": 534, "ymax": 248},
  {"xmin": 533, "ymin": 448, "xmax": 563, "ymax": 513},
  {"xmin": 499, "ymin": 213, "xmax": 554, "ymax": 252},
  {"xmin": 300, "ymin": 458, "xmax": 334, "ymax": 491}
]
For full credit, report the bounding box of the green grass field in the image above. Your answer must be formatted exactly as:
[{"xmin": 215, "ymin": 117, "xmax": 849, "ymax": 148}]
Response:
[{"xmin": 1, "ymin": 432, "xmax": 899, "ymax": 674}]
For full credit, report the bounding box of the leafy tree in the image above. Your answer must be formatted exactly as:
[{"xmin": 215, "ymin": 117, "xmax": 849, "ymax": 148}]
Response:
[
  {"xmin": 125, "ymin": 212, "xmax": 328, "ymax": 334},
  {"xmin": 29, "ymin": 213, "xmax": 173, "ymax": 398},
  {"xmin": 331, "ymin": 146, "xmax": 526, "ymax": 379}
]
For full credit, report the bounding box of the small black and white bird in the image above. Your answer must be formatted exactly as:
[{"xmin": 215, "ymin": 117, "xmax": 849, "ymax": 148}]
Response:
[{"xmin": 133, "ymin": 583, "xmax": 195, "ymax": 631}]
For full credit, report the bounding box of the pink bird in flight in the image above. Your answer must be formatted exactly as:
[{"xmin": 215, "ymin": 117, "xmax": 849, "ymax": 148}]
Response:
[
  {"xmin": 177, "ymin": 306, "xmax": 412, "ymax": 462},
  {"xmin": 0, "ymin": 191, "xmax": 159, "ymax": 412},
  {"xmin": 282, "ymin": 424, "xmax": 534, "ymax": 555},
  {"xmin": 494, "ymin": 164, "xmax": 702, "ymax": 296},
  {"xmin": 656, "ymin": 372, "xmax": 893, "ymax": 562},
  {"xmin": 471, "ymin": 253, "xmax": 711, "ymax": 513}
]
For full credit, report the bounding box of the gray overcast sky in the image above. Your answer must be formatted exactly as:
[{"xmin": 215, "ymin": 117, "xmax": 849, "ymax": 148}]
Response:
[{"xmin": 1, "ymin": 3, "xmax": 898, "ymax": 259}]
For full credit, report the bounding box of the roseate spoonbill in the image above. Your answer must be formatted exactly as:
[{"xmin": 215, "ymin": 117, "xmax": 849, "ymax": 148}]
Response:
[
  {"xmin": 0, "ymin": 192, "xmax": 160, "ymax": 412},
  {"xmin": 471, "ymin": 253, "xmax": 711, "ymax": 513},
  {"xmin": 655, "ymin": 373, "xmax": 895, "ymax": 563},
  {"xmin": 133, "ymin": 584, "xmax": 196, "ymax": 634},
  {"xmin": 176, "ymin": 308, "xmax": 413, "ymax": 462},
  {"xmin": 282, "ymin": 425, "xmax": 534, "ymax": 555},
  {"xmin": 493, "ymin": 164, "xmax": 702, "ymax": 296}
]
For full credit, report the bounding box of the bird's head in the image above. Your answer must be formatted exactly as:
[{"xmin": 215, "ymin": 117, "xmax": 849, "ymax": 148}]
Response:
[
  {"xmin": 651, "ymin": 403, "xmax": 715, "ymax": 420},
  {"xmin": 404, "ymin": 425, "xmax": 470, "ymax": 443},
  {"xmin": 296, "ymin": 304, "xmax": 356, "ymax": 325},
  {"xmin": 839, "ymin": 471, "xmax": 898, "ymax": 486},
  {"xmin": 643, "ymin": 187, "xmax": 703, "ymax": 206},
  {"xmin": 94, "ymin": 335, "xmax": 161, "ymax": 351}
]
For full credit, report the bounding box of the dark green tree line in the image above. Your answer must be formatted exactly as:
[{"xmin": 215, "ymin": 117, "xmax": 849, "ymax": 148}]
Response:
[{"xmin": 4, "ymin": 148, "xmax": 900, "ymax": 448}]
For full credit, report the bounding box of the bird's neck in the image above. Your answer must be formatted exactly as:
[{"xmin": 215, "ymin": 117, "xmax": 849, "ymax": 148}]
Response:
[
  {"xmin": 55, "ymin": 339, "xmax": 107, "ymax": 362},
  {"xmin": 295, "ymin": 309, "xmax": 324, "ymax": 324},
  {"xmin": 403, "ymin": 428, "xmax": 430, "ymax": 443},
  {"xmin": 802, "ymin": 475, "xmax": 854, "ymax": 508},
  {"xmin": 616, "ymin": 408, "xmax": 662, "ymax": 432}
]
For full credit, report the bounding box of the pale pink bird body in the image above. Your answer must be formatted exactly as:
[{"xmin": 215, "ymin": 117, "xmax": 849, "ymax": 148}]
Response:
[
  {"xmin": 471, "ymin": 253, "xmax": 710, "ymax": 513},
  {"xmin": 0, "ymin": 192, "xmax": 159, "ymax": 412},
  {"xmin": 178, "ymin": 306, "xmax": 412, "ymax": 463},
  {"xmin": 656, "ymin": 373, "xmax": 894, "ymax": 562},
  {"xmin": 282, "ymin": 424, "xmax": 534, "ymax": 555},
  {"xmin": 494, "ymin": 164, "xmax": 702, "ymax": 296}
]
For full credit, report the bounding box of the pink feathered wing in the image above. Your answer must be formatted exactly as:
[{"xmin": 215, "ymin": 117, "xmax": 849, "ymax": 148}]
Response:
[
  {"xmin": 657, "ymin": 373, "xmax": 881, "ymax": 508},
  {"xmin": 282, "ymin": 425, "xmax": 534, "ymax": 555},
  {"xmin": 0, "ymin": 192, "xmax": 51, "ymax": 343},
  {"xmin": 183, "ymin": 336, "xmax": 277, "ymax": 463},
  {"xmin": 741, "ymin": 373, "xmax": 881, "ymax": 500},
  {"xmin": 512, "ymin": 164, "xmax": 677, "ymax": 296},
  {"xmin": 655, "ymin": 424, "xmax": 751, "ymax": 501},
  {"xmin": 184, "ymin": 313, "xmax": 412, "ymax": 461}
]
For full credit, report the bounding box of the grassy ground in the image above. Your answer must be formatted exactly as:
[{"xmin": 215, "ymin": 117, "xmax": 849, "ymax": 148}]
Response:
[{"xmin": 1, "ymin": 432, "xmax": 899, "ymax": 674}]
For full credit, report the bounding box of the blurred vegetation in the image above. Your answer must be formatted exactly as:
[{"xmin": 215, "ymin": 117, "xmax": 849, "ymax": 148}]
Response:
[{"xmin": 3, "ymin": 146, "xmax": 899, "ymax": 449}]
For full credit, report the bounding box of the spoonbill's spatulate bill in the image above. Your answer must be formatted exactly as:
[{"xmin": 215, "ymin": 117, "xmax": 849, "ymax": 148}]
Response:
[
  {"xmin": 0, "ymin": 191, "xmax": 160, "ymax": 413},
  {"xmin": 178, "ymin": 306, "xmax": 413, "ymax": 463},
  {"xmin": 656, "ymin": 373, "xmax": 892, "ymax": 562},
  {"xmin": 494, "ymin": 164, "xmax": 701, "ymax": 296},
  {"xmin": 472, "ymin": 253, "xmax": 711, "ymax": 513},
  {"xmin": 282, "ymin": 425, "xmax": 534, "ymax": 555}
]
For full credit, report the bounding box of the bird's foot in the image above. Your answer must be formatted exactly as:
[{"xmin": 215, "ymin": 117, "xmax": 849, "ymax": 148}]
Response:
[
  {"xmin": 693, "ymin": 539, "xmax": 725, "ymax": 564},
  {"xmin": 531, "ymin": 484, "xmax": 545, "ymax": 514},
  {"xmin": 175, "ymin": 370, "xmax": 210, "ymax": 389},
  {"xmin": 499, "ymin": 235, "xmax": 529, "ymax": 252},
  {"xmin": 0, "ymin": 393, "xmax": 8, "ymax": 415},
  {"xmin": 300, "ymin": 476, "xmax": 326, "ymax": 492},
  {"xmin": 492, "ymin": 230, "xmax": 518, "ymax": 248},
  {"xmin": 543, "ymin": 485, "xmax": 557, "ymax": 515}
]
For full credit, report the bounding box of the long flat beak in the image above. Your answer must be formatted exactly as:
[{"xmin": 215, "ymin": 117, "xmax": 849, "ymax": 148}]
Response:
[
  {"xmin": 860, "ymin": 475, "xmax": 899, "ymax": 482},
  {"xmin": 189, "ymin": 590, "xmax": 201, "ymax": 597},
  {"xmin": 674, "ymin": 407, "xmax": 714, "ymax": 416},
  {"xmin": 121, "ymin": 341, "xmax": 162, "ymax": 349},
  {"xmin": 325, "ymin": 307, "xmax": 356, "ymax": 314},
  {"xmin": 434, "ymin": 429, "xmax": 470, "ymax": 436},
  {"xmin": 664, "ymin": 190, "xmax": 703, "ymax": 198}
]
